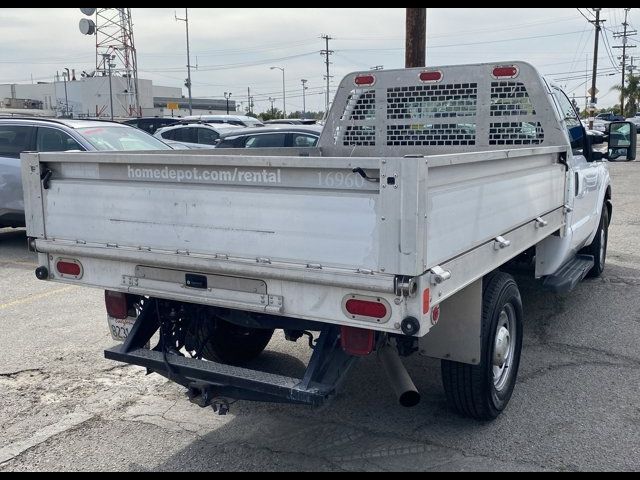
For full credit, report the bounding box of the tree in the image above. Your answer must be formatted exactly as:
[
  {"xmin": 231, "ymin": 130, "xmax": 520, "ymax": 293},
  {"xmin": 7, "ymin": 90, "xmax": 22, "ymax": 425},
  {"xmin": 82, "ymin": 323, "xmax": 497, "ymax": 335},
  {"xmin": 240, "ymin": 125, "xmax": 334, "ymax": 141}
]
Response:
[
  {"xmin": 258, "ymin": 108, "xmax": 283, "ymax": 121},
  {"xmin": 611, "ymin": 74, "xmax": 639, "ymax": 117}
]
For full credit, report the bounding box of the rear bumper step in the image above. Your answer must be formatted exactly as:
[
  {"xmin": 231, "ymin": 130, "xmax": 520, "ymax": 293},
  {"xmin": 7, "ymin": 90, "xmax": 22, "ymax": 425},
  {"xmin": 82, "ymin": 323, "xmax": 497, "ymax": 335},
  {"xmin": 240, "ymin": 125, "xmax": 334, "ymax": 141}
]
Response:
[
  {"xmin": 105, "ymin": 346, "xmax": 333, "ymax": 406},
  {"xmin": 104, "ymin": 298, "xmax": 358, "ymax": 407}
]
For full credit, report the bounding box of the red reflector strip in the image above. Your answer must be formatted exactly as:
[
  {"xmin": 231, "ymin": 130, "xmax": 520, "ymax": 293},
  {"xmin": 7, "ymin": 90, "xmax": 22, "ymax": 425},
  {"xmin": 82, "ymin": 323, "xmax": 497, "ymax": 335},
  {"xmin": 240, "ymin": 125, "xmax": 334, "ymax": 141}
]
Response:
[
  {"xmin": 354, "ymin": 74, "xmax": 375, "ymax": 86},
  {"xmin": 423, "ymin": 288, "xmax": 430, "ymax": 315},
  {"xmin": 492, "ymin": 65, "xmax": 519, "ymax": 78},
  {"xmin": 340, "ymin": 326, "xmax": 375, "ymax": 356},
  {"xmin": 105, "ymin": 290, "xmax": 128, "ymax": 319},
  {"xmin": 56, "ymin": 260, "xmax": 81, "ymax": 277},
  {"xmin": 419, "ymin": 70, "xmax": 443, "ymax": 83},
  {"xmin": 345, "ymin": 299, "xmax": 387, "ymax": 319}
]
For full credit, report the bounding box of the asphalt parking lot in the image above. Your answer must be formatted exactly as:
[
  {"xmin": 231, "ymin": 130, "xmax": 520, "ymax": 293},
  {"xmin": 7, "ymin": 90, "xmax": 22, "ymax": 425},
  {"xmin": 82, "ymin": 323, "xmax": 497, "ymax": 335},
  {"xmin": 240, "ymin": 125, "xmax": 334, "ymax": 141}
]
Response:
[{"xmin": 1, "ymin": 161, "xmax": 639, "ymax": 471}]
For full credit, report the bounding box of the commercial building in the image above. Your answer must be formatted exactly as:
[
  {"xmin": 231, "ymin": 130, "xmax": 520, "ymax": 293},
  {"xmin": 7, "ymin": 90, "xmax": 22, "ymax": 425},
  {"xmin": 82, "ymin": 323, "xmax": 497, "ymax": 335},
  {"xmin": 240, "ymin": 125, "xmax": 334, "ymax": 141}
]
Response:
[{"xmin": 0, "ymin": 74, "xmax": 235, "ymax": 119}]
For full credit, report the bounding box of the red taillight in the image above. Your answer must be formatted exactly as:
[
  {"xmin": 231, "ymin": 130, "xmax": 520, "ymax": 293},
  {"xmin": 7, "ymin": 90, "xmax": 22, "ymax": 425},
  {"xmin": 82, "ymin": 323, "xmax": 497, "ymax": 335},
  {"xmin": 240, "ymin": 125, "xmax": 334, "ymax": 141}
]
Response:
[
  {"xmin": 419, "ymin": 70, "xmax": 443, "ymax": 83},
  {"xmin": 345, "ymin": 299, "xmax": 387, "ymax": 319},
  {"xmin": 340, "ymin": 326, "xmax": 375, "ymax": 356},
  {"xmin": 492, "ymin": 65, "xmax": 519, "ymax": 79},
  {"xmin": 105, "ymin": 290, "xmax": 128, "ymax": 319},
  {"xmin": 56, "ymin": 259, "xmax": 82, "ymax": 277},
  {"xmin": 354, "ymin": 74, "xmax": 375, "ymax": 86}
]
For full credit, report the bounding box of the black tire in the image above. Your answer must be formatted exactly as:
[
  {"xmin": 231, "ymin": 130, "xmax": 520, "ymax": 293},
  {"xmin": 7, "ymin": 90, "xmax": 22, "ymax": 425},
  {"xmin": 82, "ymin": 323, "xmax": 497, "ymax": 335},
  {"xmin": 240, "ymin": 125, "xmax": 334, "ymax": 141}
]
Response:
[
  {"xmin": 583, "ymin": 206, "xmax": 609, "ymax": 278},
  {"xmin": 441, "ymin": 272, "xmax": 523, "ymax": 420},
  {"xmin": 196, "ymin": 315, "xmax": 274, "ymax": 365}
]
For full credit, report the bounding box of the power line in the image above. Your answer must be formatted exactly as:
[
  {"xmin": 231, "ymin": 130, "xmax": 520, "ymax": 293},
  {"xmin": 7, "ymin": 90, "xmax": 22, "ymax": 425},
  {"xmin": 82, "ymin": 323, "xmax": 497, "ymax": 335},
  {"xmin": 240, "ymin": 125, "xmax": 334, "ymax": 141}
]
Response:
[
  {"xmin": 142, "ymin": 51, "xmax": 318, "ymax": 73},
  {"xmin": 339, "ymin": 30, "xmax": 587, "ymax": 52}
]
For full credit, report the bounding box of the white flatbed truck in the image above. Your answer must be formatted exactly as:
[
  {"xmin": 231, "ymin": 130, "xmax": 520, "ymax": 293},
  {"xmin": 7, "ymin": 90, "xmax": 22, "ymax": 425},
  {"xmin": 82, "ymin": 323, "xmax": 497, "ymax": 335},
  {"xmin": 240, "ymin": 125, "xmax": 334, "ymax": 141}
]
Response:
[{"xmin": 22, "ymin": 62, "xmax": 637, "ymax": 419}]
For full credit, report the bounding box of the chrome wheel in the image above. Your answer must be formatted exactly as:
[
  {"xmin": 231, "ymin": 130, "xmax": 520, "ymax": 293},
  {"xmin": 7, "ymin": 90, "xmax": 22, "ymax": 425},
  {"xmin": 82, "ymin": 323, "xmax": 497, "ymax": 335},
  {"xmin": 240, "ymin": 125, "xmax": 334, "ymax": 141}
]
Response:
[{"xmin": 492, "ymin": 304, "xmax": 516, "ymax": 392}]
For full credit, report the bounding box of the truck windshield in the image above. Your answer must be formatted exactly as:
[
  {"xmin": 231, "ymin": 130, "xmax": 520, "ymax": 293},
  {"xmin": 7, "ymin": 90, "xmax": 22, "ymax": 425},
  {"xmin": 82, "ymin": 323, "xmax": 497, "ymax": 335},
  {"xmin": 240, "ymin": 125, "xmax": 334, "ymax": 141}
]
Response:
[{"xmin": 77, "ymin": 126, "xmax": 172, "ymax": 151}]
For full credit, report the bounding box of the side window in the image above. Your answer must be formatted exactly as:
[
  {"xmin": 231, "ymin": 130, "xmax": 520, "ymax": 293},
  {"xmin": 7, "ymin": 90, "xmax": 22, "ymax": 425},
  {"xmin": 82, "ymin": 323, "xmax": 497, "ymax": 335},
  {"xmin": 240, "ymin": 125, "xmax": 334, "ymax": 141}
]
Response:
[
  {"xmin": 160, "ymin": 129, "xmax": 175, "ymax": 140},
  {"xmin": 186, "ymin": 127, "xmax": 199, "ymax": 144},
  {"xmin": 292, "ymin": 133, "xmax": 318, "ymax": 147},
  {"xmin": 244, "ymin": 133, "xmax": 287, "ymax": 148},
  {"xmin": 0, "ymin": 126, "xmax": 34, "ymax": 158},
  {"xmin": 197, "ymin": 128, "xmax": 219, "ymax": 145},
  {"xmin": 553, "ymin": 88, "xmax": 585, "ymax": 155},
  {"xmin": 170, "ymin": 128, "xmax": 196, "ymax": 143},
  {"xmin": 36, "ymin": 128, "xmax": 83, "ymax": 152}
]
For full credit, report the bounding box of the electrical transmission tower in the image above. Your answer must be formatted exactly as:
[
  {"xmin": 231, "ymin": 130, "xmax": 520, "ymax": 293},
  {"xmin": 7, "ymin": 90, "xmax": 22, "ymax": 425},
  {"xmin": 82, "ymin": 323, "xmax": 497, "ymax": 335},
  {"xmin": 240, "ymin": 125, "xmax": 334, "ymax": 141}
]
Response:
[
  {"xmin": 80, "ymin": 8, "xmax": 141, "ymax": 117},
  {"xmin": 613, "ymin": 8, "xmax": 637, "ymax": 115},
  {"xmin": 320, "ymin": 34, "xmax": 334, "ymax": 113}
]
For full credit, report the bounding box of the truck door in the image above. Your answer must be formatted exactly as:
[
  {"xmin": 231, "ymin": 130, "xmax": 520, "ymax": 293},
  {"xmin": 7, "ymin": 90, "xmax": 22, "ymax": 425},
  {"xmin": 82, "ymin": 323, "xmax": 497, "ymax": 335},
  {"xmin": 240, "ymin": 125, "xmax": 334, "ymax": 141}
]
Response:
[{"xmin": 552, "ymin": 87, "xmax": 601, "ymax": 250}]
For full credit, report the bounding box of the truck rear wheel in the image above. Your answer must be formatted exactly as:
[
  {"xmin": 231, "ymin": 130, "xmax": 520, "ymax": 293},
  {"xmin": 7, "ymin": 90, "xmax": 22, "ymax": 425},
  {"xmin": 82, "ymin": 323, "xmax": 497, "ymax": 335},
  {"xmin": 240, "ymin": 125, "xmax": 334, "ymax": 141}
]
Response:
[
  {"xmin": 583, "ymin": 206, "xmax": 609, "ymax": 278},
  {"xmin": 195, "ymin": 316, "xmax": 274, "ymax": 365},
  {"xmin": 441, "ymin": 272, "xmax": 523, "ymax": 420}
]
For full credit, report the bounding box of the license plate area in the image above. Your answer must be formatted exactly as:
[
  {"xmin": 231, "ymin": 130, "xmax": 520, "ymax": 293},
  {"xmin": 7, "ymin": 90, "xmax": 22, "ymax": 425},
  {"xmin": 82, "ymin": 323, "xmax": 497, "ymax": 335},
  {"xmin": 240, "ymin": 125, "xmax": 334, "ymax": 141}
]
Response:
[
  {"xmin": 122, "ymin": 266, "xmax": 283, "ymax": 313},
  {"xmin": 107, "ymin": 315, "xmax": 136, "ymax": 342},
  {"xmin": 134, "ymin": 265, "xmax": 267, "ymax": 294}
]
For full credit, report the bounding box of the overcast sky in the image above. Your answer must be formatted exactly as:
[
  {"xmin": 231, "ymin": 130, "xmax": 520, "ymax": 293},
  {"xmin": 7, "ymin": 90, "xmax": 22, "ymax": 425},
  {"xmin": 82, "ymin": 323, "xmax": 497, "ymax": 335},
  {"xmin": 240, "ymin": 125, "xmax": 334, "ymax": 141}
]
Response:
[{"xmin": 1, "ymin": 8, "xmax": 639, "ymax": 113}]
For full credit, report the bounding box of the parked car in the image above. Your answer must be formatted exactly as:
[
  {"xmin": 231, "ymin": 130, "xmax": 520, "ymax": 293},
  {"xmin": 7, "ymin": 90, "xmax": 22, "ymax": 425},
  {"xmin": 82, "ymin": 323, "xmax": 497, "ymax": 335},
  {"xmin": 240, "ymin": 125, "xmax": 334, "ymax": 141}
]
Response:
[
  {"xmin": 182, "ymin": 114, "xmax": 264, "ymax": 128},
  {"xmin": 215, "ymin": 124, "xmax": 322, "ymax": 148},
  {"xmin": 154, "ymin": 123, "xmax": 241, "ymax": 149},
  {"xmin": 121, "ymin": 117, "xmax": 180, "ymax": 135},
  {"xmin": 263, "ymin": 119, "xmax": 318, "ymax": 125},
  {"xmin": 0, "ymin": 117, "xmax": 172, "ymax": 228},
  {"xmin": 595, "ymin": 112, "xmax": 625, "ymax": 122},
  {"xmin": 625, "ymin": 114, "xmax": 640, "ymax": 128},
  {"xmin": 591, "ymin": 120, "xmax": 610, "ymax": 133}
]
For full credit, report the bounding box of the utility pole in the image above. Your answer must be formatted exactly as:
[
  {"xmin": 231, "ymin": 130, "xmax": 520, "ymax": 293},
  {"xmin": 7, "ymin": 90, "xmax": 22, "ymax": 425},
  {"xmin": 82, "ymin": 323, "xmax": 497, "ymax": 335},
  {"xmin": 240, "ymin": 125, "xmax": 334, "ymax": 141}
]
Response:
[
  {"xmin": 320, "ymin": 34, "xmax": 334, "ymax": 113},
  {"xmin": 613, "ymin": 8, "xmax": 637, "ymax": 116},
  {"xmin": 269, "ymin": 97, "xmax": 275, "ymax": 115},
  {"xmin": 175, "ymin": 9, "xmax": 193, "ymax": 115},
  {"xmin": 301, "ymin": 79, "xmax": 308, "ymax": 119},
  {"xmin": 588, "ymin": 9, "xmax": 604, "ymax": 130},
  {"xmin": 405, "ymin": 8, "xmax": 426, "ymax": 68}
]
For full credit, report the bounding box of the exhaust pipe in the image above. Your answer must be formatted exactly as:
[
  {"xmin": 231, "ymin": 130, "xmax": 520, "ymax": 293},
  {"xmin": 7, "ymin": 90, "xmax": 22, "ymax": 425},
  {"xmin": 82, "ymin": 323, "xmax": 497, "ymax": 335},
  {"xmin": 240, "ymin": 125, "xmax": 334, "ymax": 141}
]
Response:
[{"xmin": 378, "ymin": 342, "xmax": 421, "ymax": 407}]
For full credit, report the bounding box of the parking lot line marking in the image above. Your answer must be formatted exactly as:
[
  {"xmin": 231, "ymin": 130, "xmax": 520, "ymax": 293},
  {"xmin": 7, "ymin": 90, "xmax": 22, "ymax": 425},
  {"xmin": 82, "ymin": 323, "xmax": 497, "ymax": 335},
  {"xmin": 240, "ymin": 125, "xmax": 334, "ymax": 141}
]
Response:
[{"xmin": 0, "ymin": 286, "xmax": 75, "ymax": 311}]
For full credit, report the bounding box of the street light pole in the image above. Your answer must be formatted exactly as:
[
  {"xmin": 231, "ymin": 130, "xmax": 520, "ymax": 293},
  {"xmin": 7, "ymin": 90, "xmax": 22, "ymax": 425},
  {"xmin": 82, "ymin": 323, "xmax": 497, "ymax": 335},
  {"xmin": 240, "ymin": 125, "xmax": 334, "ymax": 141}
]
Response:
[
  {"xmin": 63, "ymin": 68, "xmax": 69, "ymax": 117},
  {"xmin": 301, "ymin": 79, "xmax": 308, "ymax": 119},
  {"xmin": 270, "ymin": 66, "xmax": 285, "ymax": 118},
  {"xmin": 175, "ymin": 9, "xmax": 193, "ymax": 115},
  {"xmin": 224, "ymin": 92, "xmax": 232, "ymax": 115}
]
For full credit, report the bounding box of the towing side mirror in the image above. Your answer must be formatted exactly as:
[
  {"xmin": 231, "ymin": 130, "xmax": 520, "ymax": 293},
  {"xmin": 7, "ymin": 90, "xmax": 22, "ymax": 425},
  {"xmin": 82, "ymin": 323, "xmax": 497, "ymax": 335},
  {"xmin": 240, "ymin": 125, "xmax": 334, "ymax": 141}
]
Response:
[{"xmin": 607, "ymin": 121, "xmax": 637, "ymax": 161}]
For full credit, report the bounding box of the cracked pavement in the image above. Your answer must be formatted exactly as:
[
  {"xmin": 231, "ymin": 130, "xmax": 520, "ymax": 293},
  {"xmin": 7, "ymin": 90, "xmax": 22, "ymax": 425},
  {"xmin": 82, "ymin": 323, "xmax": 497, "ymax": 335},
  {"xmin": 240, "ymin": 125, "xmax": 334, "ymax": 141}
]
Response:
[{"xmin": 1, "ymin": 161, "xmax": 639, "ymax": 471}]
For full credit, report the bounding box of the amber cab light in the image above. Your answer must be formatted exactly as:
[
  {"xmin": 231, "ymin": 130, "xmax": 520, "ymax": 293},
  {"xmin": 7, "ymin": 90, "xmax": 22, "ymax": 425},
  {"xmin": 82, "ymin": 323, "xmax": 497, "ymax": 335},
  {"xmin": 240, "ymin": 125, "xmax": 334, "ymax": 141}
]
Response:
[
  {"xmin": 354, "ymin": 74, "xmax": 376, "ymax": 86},
  {"xmin": 492, "ymin": 65, "xmax": 519, "ymax": 79},
  {"xmin": 419, "ymin": 70, "xmax": 443, "ymax": 83}
]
